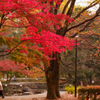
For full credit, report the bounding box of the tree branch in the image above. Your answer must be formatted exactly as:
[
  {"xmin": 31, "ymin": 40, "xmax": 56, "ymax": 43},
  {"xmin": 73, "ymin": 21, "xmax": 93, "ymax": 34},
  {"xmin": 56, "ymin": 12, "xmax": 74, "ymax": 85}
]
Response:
[
  {"xmin": 3, "ymin": 25, "xmax": 30, "ymax": 28},
  {"xmin": 74, "ymin": 0, "xmax": 100, "ymax": 19},
  {"xmin": 67, "ymin": 13, "xmax": 99, "ymax": 32},
  {"xmin": 49, "ymin": 1, "xmax": 54, "ymax": 13},
  {"xmin": 0, "ymin": 14, "xmax": 5, "ymax": 28},
  {"xmin": 0, "ymin": 40, "xmax": 25, "ymax": 57},
  {"xmin": 62, "ymin": 0, "xmax": 71, "ymax": 14},
  {"xmin": 69, "ymin": 14, "xmax": 99, "ymax": 38},
  {"xmin": 66, "ymin": 0, "xmax": 76, "ymax": 17},
  {"xmin": 57, "ymin": 0, "xmax": 100, "ymax": 37},
  {"xmin": 54, "ymin": 0, "xmax": 63, "ymax": 14}
]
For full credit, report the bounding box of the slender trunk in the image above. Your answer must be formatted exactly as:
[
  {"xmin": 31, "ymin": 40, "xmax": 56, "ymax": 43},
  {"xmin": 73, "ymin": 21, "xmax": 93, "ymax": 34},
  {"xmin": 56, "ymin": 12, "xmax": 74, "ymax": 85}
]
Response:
[
  {"xmin": 7, "ymin": 73, "xmax": 9, "ymax": 83},
  {"xmin": 89, "ymin": 76, "xmax": 92, "ymax": 85},
  {"xmin": 45, "ymin": 53, "xmax": 61, "ymax": 99}
]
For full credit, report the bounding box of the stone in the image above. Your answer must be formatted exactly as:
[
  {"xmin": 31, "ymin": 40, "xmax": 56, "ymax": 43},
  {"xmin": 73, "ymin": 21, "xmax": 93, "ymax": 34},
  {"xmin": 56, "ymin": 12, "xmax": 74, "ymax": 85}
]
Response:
[
  {"xmin": 23, "ymin": 92, "xmax": 33, "ymax": 95},
  {"xmin": 22, "ymin": 85, "xmax": 34, "ymax": 94}
]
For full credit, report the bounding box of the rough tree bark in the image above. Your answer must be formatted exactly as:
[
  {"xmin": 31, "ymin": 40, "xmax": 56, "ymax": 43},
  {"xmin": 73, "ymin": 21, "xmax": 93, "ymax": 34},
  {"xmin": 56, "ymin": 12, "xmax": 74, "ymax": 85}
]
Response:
[{"xmin": 45, "ymin": 53, "xmax": 61, "ymax": 99}]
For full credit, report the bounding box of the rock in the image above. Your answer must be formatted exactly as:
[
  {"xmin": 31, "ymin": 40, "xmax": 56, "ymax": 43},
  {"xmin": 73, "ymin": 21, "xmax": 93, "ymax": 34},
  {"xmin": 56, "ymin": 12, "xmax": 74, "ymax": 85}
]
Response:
[
  {"xmin": 23, "ymin": 92, "xmax": 33, "ymax": 95},
  {"xmin": 14, "ymin": 93, "xmax": 18, "ymax": 96},
  {"xmin": 27, "ymin": 84, "xmax": 38, "ymax": 89},
  {"xmin": 34, "ymin": 89, "xmax": 45, "ymax": 94},
  {"xmin": 13, "ymin": 89, "xmax": 23, "ymax": 92},
  {"xmin": 22, "ymin": 85, "xmax": 33, "ymax": 94},
  {"xmin": 37, "ymin": 84, "xmax": 46, "ymax": 89}
]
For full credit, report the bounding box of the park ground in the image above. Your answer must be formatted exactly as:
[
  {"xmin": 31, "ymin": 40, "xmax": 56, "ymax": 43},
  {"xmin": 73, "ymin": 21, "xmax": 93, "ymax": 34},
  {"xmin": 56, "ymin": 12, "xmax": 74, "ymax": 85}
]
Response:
[{"xmin": 0, "ymin": 91, "xmax": 78, "ymax": 100}]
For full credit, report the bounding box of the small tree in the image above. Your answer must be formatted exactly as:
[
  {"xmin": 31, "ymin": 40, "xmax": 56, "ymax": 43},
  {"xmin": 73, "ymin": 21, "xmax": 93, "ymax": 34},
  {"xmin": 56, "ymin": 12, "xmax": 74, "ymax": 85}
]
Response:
[{"xmin": 0, "ymin": 59, "xmax": 30, "ymax": 83}]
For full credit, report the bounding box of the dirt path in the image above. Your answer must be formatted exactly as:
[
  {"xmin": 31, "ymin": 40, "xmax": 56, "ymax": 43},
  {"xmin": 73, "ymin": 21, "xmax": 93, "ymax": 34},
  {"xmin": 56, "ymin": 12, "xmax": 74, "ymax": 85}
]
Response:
[{"xmin": 0, "ymin": 91, "xmax": 78, "ymax": 100}]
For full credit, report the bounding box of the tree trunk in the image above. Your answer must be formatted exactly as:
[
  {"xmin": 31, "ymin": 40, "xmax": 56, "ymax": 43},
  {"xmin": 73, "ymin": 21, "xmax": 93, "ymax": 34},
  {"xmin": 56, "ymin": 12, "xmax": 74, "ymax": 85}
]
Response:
[
  {"xmin": 45, "ymin": 53, "xmax": 61, "ymax": 99},
  {"xmin": 46, "ymin": 68, "xmax": 57, "ymax": 99},
  {"xmin": 54, "ymin": 53, "xmax": 61, "ymax": 98},
  {"xmin": 89, "ymin": 76, "xmax": 92, "ymax": 85}
]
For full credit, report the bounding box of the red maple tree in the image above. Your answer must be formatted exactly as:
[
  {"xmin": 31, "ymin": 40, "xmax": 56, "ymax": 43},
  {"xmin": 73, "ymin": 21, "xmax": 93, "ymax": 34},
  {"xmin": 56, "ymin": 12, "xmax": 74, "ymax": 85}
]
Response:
[
  {"xmin": 0, "ymin": 0, "xmax": 75, "ymax": 99},
  {"xmin": 0, "ymin": 0, "xmax": 100, "ymax": 99}
]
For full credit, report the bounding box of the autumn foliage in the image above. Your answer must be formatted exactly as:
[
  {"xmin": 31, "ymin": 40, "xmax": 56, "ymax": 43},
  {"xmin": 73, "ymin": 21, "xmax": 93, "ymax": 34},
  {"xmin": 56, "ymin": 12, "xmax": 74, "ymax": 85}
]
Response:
[
  {"xmin": 0, "ymin": 0, "xmax": 75, "ymax": 81},
  {"xmin": 0, "ymin": 0, "xmax": 75, "ymax": 57},
  {"xmin": 0, "ymin": 0, "xmax": 100, "ymax": 99},
  {"xmin": 0, "ymin": 59, "xmax": 28, "ymax": 75},
  {"xmin": 0, "ymin": 59, "xmax": 44, "ymax": 78}
]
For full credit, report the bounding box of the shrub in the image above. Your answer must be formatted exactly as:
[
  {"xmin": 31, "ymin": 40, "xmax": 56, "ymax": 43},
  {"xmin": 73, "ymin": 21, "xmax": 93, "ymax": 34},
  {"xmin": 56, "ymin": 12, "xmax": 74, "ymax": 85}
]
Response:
[
  {"xmin": 78, "ymin": 85, "xmax": 100, "ymax": 100},
  {"xmin": 64, "ymin": 85, "xmax": 80, "ymax": 94}
]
